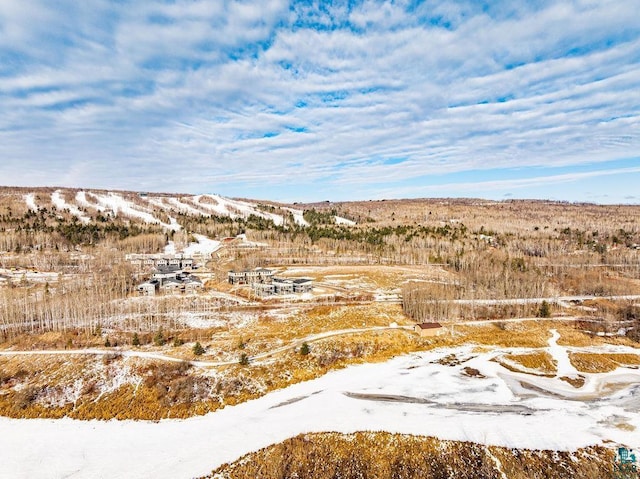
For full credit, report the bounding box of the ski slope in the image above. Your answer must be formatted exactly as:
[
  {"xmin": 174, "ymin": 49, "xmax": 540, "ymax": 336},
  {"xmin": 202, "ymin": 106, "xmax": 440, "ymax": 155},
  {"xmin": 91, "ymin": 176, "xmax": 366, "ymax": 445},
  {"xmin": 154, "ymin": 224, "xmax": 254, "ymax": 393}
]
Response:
[
  {"xmin": 21, "ymin": 188, "xmax": 352, "ymax": 230},
  {"xmin": 51, "ymin": 190, "xmax": 91, "ymax": 224}
]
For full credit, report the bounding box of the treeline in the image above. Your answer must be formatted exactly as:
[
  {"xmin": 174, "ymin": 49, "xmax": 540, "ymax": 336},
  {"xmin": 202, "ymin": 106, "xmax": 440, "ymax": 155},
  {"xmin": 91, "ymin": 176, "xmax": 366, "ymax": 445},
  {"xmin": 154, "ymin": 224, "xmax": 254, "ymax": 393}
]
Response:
[
  {"xmin": 0, "ymin": 273, "xmax": 247, "ymax": 340},
  {"xmin": 1, "ymin": 206, "xmax": 165, "ymax": 252}
]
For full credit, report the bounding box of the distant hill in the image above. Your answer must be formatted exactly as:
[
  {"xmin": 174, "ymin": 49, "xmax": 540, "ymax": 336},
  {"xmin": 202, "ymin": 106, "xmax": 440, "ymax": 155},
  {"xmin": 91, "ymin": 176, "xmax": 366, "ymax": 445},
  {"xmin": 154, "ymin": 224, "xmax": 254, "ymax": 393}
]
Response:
[{"xmin": 0, "ymin": 186, "xmax": 355, "ymax": 232}]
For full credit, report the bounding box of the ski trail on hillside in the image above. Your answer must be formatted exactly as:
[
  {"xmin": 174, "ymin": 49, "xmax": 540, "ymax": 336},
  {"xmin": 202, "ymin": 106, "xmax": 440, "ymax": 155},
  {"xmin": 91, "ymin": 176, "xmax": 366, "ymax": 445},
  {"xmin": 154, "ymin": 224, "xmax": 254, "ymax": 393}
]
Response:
[{"xmin": 51, "ymin": 190, "xmax": 91, "ymax": 223}]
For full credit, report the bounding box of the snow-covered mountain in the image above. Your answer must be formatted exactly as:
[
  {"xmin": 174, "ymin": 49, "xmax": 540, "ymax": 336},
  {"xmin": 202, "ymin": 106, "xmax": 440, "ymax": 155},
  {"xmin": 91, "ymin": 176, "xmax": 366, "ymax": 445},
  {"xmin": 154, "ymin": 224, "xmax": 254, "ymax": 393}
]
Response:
[{"xmin": 21, "ymin": 189, "xmax": 355, "ymax": 231}]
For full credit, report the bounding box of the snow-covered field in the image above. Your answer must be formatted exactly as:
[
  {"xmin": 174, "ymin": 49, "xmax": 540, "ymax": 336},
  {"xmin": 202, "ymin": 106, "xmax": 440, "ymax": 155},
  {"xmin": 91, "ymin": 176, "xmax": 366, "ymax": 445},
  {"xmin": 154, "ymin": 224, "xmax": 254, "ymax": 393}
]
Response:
[{"xmin": 2, "ymin": 331, "xmax": 639, "ymax": 479}]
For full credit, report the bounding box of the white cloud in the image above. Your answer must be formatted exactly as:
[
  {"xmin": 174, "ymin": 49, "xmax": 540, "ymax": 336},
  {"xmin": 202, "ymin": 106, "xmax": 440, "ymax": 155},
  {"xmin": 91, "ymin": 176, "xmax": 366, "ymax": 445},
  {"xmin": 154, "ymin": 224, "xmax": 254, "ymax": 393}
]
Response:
[{"xmin": 0, "ymin": 0, "xmax": 638, "ymax": 201}]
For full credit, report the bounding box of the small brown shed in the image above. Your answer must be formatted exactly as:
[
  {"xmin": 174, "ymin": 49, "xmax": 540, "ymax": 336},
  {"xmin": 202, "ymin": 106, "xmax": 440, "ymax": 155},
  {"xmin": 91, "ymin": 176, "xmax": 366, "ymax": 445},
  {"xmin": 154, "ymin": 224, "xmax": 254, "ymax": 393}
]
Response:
[{"xmin": 414, "ymin": 322, "xmax": 443, "ymax": 337}]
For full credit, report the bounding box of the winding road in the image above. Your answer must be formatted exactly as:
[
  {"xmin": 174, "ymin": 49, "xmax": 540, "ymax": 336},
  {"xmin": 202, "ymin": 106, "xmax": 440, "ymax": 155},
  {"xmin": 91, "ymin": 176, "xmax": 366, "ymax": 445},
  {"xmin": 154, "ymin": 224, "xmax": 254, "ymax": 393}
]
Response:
[{"xmin": 0, "ymin": 325, "xmax": 414, "ymax": 367}]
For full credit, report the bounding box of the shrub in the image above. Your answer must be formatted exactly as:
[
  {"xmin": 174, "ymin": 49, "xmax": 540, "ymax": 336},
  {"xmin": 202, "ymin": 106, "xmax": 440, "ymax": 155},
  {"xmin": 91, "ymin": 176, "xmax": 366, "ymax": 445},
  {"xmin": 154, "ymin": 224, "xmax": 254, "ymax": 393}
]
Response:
[
  {"xmin": 192, "ymin": 342, "xmax": 205, "ymax": 356},
  {"xmin": 153, "ymin": 328, "xmax": 166, "ymax": 346}
]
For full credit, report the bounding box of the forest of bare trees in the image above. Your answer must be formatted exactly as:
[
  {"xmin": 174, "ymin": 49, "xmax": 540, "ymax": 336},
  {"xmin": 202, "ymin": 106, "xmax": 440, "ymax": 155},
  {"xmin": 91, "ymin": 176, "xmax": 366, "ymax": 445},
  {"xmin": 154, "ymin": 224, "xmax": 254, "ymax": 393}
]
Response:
[{"xmin": 1, "ymin": 188, "xmax": 639, "ymax": 339}]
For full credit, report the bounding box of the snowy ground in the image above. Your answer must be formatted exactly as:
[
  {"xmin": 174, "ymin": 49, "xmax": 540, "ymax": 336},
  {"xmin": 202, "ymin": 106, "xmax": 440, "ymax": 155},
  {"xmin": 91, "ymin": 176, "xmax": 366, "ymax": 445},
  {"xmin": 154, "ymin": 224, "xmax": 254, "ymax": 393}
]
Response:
[
  {"xmin": 51, "ymin": 190, "xmax": 91, "ymax": 224},
  {"xmin": 23, "ymin": 193, "xmax": 37, "ymax": 211},
  {"xmin": 2, "ymin": 330, "xmax": 639, "ymax": 479},
  {"xmin": 183, "ymin": 234, "xmax": 222, "ymax": 257}
]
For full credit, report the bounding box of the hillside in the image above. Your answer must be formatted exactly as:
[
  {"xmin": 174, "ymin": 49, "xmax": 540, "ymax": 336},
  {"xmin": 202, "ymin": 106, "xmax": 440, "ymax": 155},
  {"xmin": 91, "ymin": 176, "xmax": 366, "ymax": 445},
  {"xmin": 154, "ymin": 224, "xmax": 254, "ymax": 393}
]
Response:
[{"xmin": 206, "ymin": 432, "xmax": 614, "ymax": 479}]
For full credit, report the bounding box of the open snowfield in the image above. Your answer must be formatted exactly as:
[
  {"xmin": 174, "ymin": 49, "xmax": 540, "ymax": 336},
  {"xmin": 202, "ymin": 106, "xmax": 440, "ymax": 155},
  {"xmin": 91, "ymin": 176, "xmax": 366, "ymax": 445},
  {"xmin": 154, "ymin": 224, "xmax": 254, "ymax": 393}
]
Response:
[{"xmin": 2, "ymin": 330, "xmax": 639, "ymax": 479}]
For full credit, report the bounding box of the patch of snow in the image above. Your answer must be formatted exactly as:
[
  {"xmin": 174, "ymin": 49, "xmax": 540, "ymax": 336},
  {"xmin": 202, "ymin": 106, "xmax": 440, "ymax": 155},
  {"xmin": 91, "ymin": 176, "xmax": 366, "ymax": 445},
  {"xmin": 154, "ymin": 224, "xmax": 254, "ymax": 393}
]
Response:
[
  {"xmin": 165, "ymin": 197, "xmax": 210, "ymax": 217},
  {"xmin": 167, "ymin": 216, "xmax": 181, "ymax": 231},
  {"xmin": 75, "ymin": 191, "xmax": 105, "ymax": 212},
  {"xmin": 24, "ymin": 193, "xmax": 37, "ymax": 211},
  {"xmin": 176, "ymin": 312, "xmax": 228, "ymax": 329},
  {"xmin": 548, "ymin": 329, "xmax": 580, "ymax": 378},
  {"xmin": 91, "ymin": 192, "xmax": 177, "ymax": 230},
  {"xmin": 194, "ymin": 194, "xmax": 286, "ymax": 226},
  {"xmin": 283, "ymin": 207, "xmax": 309, "ymax": 226},
  {"xmin": 51, "ymin": 190, "xmax": 90, "ymax": 224},
  {"xmin": 183, "ymin": 234, "xmax": 221, "ymax": 257},
  {"xmin": 164, "ymin": 241, "xmax": 176, "ymax": 255},
  {"xmin": 335, "ymin": 216, "xmax": 356, "ymax": 226}
]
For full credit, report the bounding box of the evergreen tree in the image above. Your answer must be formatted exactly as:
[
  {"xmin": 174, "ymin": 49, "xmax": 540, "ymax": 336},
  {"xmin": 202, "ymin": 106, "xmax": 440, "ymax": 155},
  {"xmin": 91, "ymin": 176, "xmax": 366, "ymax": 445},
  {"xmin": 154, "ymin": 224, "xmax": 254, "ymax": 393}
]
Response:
[
  {"xmin": 153, "ymin": 328, "xmax": 166, "ymax": 346},
  {"xmin": 132, "ymin": 332, "xmax": 140, "ymax": 347},
  {"xmin": 239, "ymin": 353, "xmax": 249, "ymax": 366},
  {"xmin": 300, "ymin": 342, "xmax": 311, "ymax": 355},
  {"xmin": 538, "ymin": 300, "xmax": 551, "ymax": 318},
  {"xmin": 192, "ymin": 341, "xmax": 205, "ymax": 356}
]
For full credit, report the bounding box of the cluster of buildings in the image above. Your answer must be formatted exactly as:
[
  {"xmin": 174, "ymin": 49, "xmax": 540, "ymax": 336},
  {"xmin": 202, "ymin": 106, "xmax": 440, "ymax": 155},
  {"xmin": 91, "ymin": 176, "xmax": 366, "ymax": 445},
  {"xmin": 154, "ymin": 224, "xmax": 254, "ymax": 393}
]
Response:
[
  {"xmin": 126, "ymin": 254, "xmax": 195, "ymax": 270},
  {"xmin": 136, "ymin": 267, "xmax": 203, "ymax": 296},
  {"xmin": 228, "ymin": 268, "xmax": 313, "ymax": 296}
]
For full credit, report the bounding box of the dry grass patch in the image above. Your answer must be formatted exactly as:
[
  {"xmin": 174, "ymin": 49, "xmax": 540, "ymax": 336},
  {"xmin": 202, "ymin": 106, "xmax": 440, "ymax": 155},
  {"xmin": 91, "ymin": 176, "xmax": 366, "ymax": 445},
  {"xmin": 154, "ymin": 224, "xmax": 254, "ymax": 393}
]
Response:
[
  {"xmin": 554, "ymin": 325, "xmax": 639, "ymax": 349},
  {"xmin": 560, "ymin": 375, "xmax": 586, "ymax": 388},
  {"xmin": 205, "ymin": 431, "xmax": 614, "ymax": 479},
  {"xmin": 232, "ymin": 303, "xmax": 412, "ymax": 354},
  {"xmin": 569, "ymin": 353, "xmax": 640, "ymax": 373},
  {"xmin": 282, "ymin": 265, "xmax": 451, "ymax": 291},
  {"xmin": 501, "ymin": 351, "xmax": 557, "ymax": 375},
  {"xmin": 455, "ymin": 321, "xmax": 552, "ymax": 348}
]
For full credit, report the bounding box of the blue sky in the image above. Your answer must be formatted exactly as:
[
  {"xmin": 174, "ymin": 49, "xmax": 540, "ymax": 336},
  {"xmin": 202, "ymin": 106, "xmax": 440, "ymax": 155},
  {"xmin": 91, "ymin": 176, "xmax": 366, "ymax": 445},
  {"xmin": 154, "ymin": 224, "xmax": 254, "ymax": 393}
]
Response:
[{"xmin": 1, "ymin": 0, "xmax": 639, "ymax": 203}]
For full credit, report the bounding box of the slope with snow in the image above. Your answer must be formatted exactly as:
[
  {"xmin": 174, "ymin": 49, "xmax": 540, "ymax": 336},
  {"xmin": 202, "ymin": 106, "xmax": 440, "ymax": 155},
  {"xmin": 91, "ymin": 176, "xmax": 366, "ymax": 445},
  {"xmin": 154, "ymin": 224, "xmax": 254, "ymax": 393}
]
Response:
[
  {"xmin": 2, "ymin": 335, "xmax": 639, "ymax": 479},
  {"xmin": 22, "ymin": 188, "xmax": 354, "ymax": 232},
  {"xmin": 183, "ymin": 234, "xmax": 221, "ymax": 257},
  {"xmin": 75, "ymin": 191, "xmax": 105, "ymax": 212},
  {"xmin": 90, "ymin": 192, "xmax": 179, "ymax": 231},
  {"xmin": 51, "ymin": 190, "xmax": 91, "ymax": 224}
]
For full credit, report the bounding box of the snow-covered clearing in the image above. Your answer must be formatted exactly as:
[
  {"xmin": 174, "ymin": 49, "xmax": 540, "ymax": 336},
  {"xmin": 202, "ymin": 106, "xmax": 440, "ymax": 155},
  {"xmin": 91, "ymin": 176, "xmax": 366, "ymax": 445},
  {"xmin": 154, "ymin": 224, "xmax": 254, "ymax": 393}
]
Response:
[
  {"xmin": 335, "ymin": 215, "xmax": 356, "ymax": 226},
  {"xmin": 193, "ymin": 194, "xmax": 285, "ymax": 225},
  {"xmin": 283, "ymin": 207, "xmax": 309, "ymax": 226},
  {"xmin": 24, "ymin": 193, "xmax": 37, "ymax": 211},
  {"xmin": 164, "ymin": 197, "xmax": 210, "ymax": 217},
  {"xmin": 183, "ymin": 234, "xmax": 221, "ymax": 257},
  {"xmin": 51, "ymin": 190, "xmax": 90, "ymax": 223},
  {"xmin": 90, "ymin": 192, "xmax": 177, "ymax": 230},
  {"xmin": 3, "ymin": 331, "xmax": 639, "ymax": 479},
  {"xmin": 0, "ymin": 268, "xmax": 59, "ymax": 283},
  {"xmin": 74, "ymin": 191, "xmax": 100, "ymax": 211}
]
